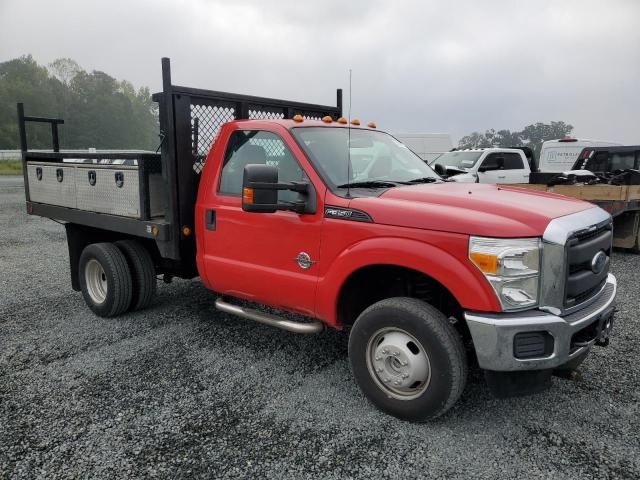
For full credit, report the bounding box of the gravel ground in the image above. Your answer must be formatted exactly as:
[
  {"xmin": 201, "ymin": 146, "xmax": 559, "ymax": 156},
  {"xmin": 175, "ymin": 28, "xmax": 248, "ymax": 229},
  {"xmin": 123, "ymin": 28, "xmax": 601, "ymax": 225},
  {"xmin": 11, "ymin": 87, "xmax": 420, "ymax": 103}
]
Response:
[{"xmin": 1, "ymin": 175, "xmax": 638, "ymax": 479}]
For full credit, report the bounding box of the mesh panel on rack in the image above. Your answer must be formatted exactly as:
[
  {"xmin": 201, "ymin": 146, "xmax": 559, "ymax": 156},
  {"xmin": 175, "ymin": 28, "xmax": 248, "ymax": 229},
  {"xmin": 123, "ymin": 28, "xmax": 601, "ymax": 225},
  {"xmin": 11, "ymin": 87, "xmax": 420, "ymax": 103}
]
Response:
[
  {"xmin": 190, "ymin": 104, "xmax": 236, "ymax": 174},
  {"xmin": 249, "ymin": 137, "xmax": 286, "ymax": 163},
  {"xmin": 248, "ymin": 109, "xmax": 286, "ymax": 120}
]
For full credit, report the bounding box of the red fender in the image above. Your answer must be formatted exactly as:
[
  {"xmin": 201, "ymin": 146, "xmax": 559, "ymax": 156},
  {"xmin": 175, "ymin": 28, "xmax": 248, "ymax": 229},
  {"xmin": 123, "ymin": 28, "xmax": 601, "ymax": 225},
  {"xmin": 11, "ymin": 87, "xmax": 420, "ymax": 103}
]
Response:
[{"xmin": 315, "ymin": 236, "xmax": 500, "ymax": 328}]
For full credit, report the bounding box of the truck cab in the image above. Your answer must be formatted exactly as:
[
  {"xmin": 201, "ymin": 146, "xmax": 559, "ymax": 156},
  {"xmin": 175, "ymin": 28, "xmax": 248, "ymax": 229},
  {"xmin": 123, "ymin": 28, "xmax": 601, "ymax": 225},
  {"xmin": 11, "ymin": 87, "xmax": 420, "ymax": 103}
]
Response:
[
  {"xmin": 19, "ymin": 58, "xmax": 618, "ymax": 422},
  {"xmin": 432, "ymin": 148, "xmax": 530, "ymax": 184}
]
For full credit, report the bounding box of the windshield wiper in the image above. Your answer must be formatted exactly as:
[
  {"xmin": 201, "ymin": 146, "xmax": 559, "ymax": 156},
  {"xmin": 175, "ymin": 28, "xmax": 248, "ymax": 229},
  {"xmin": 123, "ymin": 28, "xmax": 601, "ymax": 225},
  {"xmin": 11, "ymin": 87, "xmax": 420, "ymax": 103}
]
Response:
[
  {"xmin": 336, "ymin": 180, "xmax": 401, "ymax": 189},
  {"xmin": 406, "ymin": 177, "xmax": 439, "ymax": 184}
]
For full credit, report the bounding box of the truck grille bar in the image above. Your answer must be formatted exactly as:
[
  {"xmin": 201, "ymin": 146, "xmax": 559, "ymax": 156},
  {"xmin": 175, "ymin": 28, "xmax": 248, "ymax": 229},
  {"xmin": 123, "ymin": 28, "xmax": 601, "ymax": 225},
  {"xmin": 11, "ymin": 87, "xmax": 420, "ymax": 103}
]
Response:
[{"xmin": 565, "ymin": 225, "xmax": 612, "ymax": 308}]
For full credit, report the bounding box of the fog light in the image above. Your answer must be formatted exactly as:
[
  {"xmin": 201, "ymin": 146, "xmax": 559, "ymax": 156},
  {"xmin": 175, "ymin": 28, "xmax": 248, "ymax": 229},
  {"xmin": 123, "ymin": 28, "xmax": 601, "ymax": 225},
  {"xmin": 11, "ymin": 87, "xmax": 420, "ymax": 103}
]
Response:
[{"xmin": 514, "ymin": 332, "xmax": 553, "ymax": 359}]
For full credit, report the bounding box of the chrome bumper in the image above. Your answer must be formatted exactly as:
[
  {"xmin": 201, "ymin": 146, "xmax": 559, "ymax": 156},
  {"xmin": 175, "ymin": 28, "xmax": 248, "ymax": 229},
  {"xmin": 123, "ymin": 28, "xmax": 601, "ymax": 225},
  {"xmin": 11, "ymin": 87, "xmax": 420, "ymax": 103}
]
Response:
[{"xmin": 465, "ymin": 274, "xmax": 616, "ymax": 371}]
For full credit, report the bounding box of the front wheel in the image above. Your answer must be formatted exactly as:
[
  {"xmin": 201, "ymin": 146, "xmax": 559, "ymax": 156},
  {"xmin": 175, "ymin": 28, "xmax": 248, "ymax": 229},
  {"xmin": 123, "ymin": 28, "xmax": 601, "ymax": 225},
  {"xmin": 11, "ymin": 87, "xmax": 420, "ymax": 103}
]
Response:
[{"xmin": 348, "ymin": 297, "xmax": 467, "ymax": 421}]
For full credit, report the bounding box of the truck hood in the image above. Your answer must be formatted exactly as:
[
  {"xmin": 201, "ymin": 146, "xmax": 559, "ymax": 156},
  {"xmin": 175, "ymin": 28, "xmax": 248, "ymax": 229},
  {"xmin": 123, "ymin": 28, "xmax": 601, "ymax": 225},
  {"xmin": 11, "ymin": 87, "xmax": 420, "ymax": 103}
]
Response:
[{"xmin": 349, "ymin": 183, "xmax": 594, "ymax": 237}]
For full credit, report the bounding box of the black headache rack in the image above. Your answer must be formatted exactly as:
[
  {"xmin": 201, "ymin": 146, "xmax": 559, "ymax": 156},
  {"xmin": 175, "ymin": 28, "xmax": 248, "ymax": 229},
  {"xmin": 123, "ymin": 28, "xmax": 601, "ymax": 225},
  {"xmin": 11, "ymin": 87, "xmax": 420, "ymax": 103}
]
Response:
[{"xmin": 18, "ymin": 57, "xmax": 342, "ymax": 277}]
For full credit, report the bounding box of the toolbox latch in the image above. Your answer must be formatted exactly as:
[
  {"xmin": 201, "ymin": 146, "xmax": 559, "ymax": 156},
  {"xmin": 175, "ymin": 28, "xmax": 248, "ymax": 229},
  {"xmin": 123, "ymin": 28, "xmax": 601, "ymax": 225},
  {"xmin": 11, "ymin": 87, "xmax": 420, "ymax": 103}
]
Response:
[{"xmin": 115, "ymin": 172, "xmax": 124, "ymax": 188}]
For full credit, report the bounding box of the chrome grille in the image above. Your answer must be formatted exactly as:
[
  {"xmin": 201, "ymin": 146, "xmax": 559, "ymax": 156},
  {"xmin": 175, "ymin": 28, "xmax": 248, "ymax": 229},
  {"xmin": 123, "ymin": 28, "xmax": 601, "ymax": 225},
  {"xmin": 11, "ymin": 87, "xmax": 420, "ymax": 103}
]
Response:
[
  {"xmin": 540, "ymin": 207, "xmax": 613, "ymax": 316},
  {"xmin": 565, "ymin": 225, "xmax": 612, "ymax": 308}
]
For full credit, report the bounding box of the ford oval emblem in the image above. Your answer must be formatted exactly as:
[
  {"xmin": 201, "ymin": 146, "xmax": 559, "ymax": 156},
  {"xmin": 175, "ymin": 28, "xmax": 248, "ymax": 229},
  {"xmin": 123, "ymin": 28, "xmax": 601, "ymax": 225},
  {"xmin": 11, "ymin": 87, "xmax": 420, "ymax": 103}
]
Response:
[{"xmin": 591, "ymin": 251, "xmax": 607, "ymax": 275}]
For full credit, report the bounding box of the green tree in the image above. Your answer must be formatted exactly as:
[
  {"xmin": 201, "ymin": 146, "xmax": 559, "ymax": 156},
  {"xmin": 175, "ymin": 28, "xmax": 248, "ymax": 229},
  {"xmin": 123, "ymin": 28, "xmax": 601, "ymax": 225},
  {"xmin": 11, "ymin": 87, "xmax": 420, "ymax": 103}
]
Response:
[
  {"xmin": 0, "ymin": 56, "xmax": 158, "ymax": 150},
  {"xmin": 458, "ymin": 121, "xmax": 573, "ymax": 158},
  {"xmin": 0, "ymin": 55, "xmax": 60, "ymax": 149},
  {"xmin": 519, "ymin": 121, "xmax": 573, "ymax": 157}
]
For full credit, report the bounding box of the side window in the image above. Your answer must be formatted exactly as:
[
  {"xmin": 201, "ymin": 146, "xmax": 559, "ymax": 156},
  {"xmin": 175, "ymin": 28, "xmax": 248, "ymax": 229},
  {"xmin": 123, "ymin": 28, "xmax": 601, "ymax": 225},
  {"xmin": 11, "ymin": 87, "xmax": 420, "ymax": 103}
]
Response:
[
  {"xmin": 586, "ymin": 151, "xmax": 608, "ymax": 172},
  {"xmin": 482, "ymin": 153, "xmax": 504, "ymax": 170},
  {"xmin": 219, "ymin": 130, "xmax": 307, "ymax": 202},
  {"xmin": 610, "ymin": 152, "xmax": 635, "ymax": 171},
  {"xmin": 502, "ymin": 153, "xmax": 524, "ymax": 170}
]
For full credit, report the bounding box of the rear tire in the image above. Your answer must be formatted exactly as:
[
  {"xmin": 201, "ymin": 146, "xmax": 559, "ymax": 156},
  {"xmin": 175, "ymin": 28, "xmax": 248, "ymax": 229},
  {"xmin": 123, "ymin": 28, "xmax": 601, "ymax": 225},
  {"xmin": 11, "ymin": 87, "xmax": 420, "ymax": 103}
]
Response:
[
  {"xmin": 115, "ymin": 239, "xmax": 156, "ymax": 311},
  {"xmin": 348, "ymin": 297, "xmax": 467, "ymax": 421},
  {"xmin": 79, "ymin": 243, "xmax": 133, "ymax": 317}
]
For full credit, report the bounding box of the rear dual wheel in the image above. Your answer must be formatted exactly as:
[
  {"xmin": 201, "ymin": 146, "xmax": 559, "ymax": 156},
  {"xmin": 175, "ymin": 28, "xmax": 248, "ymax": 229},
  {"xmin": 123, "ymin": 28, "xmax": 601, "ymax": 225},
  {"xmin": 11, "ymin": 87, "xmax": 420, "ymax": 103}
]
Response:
[{"xmin": 79, "ymin": 240, "xmax": 156, "ymax": 317}]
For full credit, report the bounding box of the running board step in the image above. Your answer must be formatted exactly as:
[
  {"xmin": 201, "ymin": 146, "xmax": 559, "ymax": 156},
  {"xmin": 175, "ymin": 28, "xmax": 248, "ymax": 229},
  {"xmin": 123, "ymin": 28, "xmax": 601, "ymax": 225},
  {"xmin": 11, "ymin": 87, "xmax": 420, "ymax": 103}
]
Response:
[{"xmin": 215, "ymin": 298, "xmax": 324, "ymax": 334}]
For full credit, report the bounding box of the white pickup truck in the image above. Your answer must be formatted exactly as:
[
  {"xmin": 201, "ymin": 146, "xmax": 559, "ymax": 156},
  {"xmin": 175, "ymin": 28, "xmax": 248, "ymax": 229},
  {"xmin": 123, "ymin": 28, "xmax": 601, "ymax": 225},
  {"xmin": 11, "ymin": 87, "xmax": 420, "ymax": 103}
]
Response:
[{"xmin": 431, "ymin": 148, "xmax": 530, "ymax": 184}]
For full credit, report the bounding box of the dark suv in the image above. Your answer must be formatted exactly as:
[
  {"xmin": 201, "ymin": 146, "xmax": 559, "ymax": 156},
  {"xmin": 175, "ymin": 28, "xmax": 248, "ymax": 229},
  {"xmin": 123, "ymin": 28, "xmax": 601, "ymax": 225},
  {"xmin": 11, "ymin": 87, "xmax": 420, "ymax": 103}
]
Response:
[{"xmin": 572, "ymin": 145, "xmax": 640, "ymax": 175}]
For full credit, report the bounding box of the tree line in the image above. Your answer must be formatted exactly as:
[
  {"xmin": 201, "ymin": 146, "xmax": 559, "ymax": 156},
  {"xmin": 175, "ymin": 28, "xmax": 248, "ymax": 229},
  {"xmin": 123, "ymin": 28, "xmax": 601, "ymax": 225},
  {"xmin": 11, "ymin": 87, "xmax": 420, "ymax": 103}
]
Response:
[
  {"xmin": 458, "ymin": 121, "xmax": 574, "ymax": 158},
  {"xmin": 0, "ymin": 55, "xmax": 574, "ymax": 157},
  {"xmin": 0, "ymin": 56, "xmax": 158, "ymax": 150}
]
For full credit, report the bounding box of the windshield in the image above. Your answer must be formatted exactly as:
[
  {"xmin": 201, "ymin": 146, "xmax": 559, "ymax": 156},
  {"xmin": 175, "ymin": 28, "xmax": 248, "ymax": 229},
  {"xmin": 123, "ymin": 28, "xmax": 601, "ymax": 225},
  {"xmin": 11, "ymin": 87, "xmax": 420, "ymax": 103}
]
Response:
[
  {"xmin": 433, "ymin": 151, "xmax": 483, "ymax": 170},
  {"xmin": 292, "ymin": 127, "xmax": 440, "ymax": 189}
]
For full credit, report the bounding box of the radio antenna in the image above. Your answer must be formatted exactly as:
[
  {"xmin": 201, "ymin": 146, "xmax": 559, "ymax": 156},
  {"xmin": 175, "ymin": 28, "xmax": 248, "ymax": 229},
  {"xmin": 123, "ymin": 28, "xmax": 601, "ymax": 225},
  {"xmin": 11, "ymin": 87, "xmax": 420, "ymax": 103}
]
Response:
[{"xmin": 346, "ymin": 69, "xmax": 352, "ymax": 198}]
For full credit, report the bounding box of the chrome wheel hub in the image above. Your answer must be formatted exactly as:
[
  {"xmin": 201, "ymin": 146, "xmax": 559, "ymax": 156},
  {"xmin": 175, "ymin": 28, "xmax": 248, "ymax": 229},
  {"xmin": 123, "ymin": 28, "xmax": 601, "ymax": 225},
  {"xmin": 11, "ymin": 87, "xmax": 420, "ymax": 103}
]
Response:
[
  {"xmin": 366, "ymin": 328, "xmax": 431, "ymax": 400},
  {"xmin": 85, "ymin": 259, "xmax": 107, "ymax": 304}
]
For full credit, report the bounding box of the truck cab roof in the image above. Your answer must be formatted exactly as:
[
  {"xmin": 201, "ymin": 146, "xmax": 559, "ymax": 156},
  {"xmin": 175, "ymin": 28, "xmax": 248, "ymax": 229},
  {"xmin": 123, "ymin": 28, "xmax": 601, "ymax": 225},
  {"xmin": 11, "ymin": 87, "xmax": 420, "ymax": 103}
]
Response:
[{"xmin": 453, "ymin": 148, "xmax": 526, "ymax": 153}]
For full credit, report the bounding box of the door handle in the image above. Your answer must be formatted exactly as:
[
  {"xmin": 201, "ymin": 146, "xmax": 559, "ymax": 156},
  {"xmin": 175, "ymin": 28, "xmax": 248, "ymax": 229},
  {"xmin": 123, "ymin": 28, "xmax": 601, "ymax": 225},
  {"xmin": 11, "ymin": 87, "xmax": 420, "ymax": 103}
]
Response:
[
  {"xmin": 498, "ymin": 175, "xmax": 506, "ymax": 179},
  {"xmin": 205, "ymin": 209, "xmax": 216, "ymax": 231}
]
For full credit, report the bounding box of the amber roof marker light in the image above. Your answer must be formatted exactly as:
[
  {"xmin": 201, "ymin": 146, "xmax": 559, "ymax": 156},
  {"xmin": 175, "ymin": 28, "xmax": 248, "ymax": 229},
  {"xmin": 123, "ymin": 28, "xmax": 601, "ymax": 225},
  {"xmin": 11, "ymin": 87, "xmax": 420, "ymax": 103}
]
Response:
[
  {"xmin": 292, "ymin": 114, "xmax": 304, "ymax": 122},
  {"xmin": 350, "ymin": 119, "xmax": 360, "ymax": 126},
  {"xmin": 368, "ymin": 121, "xmax": 376, "ymax": 129},
  {"xmin": 322, "ymin": 116, "xmax": 333, "ymax": 123}
]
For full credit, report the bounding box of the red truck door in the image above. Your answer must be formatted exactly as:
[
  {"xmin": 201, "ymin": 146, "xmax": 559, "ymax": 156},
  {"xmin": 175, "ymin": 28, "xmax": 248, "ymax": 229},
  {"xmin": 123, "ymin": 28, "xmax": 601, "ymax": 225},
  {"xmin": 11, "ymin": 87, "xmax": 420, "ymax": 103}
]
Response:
[{"xmin": 199, "ymin": 127, "xmax": 325, "ymax": 317}]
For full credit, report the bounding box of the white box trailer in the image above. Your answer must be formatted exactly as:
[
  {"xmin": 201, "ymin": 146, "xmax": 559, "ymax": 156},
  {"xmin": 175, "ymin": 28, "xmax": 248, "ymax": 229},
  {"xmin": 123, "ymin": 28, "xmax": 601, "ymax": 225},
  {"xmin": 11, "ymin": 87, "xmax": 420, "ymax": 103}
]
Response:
[{"xmin": 393, "ymin": 133, "xmax": 453, "ymax": 162}]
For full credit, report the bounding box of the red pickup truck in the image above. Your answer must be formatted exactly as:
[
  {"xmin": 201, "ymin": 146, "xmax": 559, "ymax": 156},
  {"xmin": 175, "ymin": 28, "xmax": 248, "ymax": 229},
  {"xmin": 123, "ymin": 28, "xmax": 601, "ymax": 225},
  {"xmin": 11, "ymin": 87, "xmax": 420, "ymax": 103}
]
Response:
[{"xmin": 18, "ymin": 58, "xmax": 617, "ymax": 421}]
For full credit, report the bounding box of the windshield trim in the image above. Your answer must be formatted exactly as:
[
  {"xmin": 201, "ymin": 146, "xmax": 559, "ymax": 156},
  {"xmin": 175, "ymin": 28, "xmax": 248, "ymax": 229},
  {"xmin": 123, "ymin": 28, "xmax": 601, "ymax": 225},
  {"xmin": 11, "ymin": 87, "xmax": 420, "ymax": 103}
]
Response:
[{"xmin": 290, "ymin": 126, "xmax": 440, "ymax": 197}]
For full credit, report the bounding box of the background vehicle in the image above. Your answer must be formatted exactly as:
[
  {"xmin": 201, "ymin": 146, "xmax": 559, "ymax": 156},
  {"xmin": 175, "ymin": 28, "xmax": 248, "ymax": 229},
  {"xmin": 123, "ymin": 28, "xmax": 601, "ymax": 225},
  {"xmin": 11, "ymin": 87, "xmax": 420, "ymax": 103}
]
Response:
[
  {"xmin": 392, "ymin": 133, "xmax": 453, "ymax": 162},
  {"xmin": 519, "ymin": 145, "xmax": 640, "ymax": 252},
  {"xmin": 571, "ymin": 145, "xmax": 640, "ymax": 173},
  {"xmin": 18, "ymin": 58, "xmax": 617, "ymax": 421},
  {"xmin": 432, "ymin": 148, "xmax": 530, "ymax": 184},
  {"xmin": 537, "ymin": 138, "xmax": 621, "ymax": 173}
]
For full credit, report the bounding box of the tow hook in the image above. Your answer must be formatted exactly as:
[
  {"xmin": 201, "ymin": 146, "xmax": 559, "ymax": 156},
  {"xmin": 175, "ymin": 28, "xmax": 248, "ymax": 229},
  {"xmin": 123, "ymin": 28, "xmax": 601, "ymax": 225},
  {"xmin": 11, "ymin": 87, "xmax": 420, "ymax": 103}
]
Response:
[{"xmin": 594, "ymin": 307, "xmax": 617, "ymax": 347}]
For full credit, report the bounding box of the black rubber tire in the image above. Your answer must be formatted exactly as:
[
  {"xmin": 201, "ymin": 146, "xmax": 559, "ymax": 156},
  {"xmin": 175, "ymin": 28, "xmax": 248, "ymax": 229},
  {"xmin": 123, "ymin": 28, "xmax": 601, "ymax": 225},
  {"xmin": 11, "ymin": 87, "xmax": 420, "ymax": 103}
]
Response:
[
  {"xmin": 348, "ymin": 297, "xmax": 467, "ymax": 421},
  {"xmin": 632, "ymin": 229, "xmax": 640, "ymax": 254},
  {"xmin": 78, "ymin": 243, "xmax": 133, "ymax": 317},
  {"xmin": 115, "ymin": 239, "xmax": 156, "ymax": 311}
]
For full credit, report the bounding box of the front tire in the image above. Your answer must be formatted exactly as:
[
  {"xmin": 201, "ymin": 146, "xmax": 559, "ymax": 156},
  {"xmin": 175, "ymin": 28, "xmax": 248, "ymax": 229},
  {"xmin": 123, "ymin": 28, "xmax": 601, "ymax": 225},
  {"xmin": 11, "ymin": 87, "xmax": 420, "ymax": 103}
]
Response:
[
  {"xmin": 79, "ymin": 243, "xmax": 133, "ymax": 317},
  {"xmin": 348, "ymin": 297, "xmax": 467, "ymax": 421}
]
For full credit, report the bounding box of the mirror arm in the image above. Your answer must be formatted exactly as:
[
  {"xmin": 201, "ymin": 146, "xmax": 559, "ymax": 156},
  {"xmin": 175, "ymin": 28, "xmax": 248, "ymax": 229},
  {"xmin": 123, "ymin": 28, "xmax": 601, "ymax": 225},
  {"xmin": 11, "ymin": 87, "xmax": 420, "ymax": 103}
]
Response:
[
  {"xmin": 277, "ymin": 201, "xmax": 307, "ymax": 213},
  {"xmin": 248, "ymin": 181, "xmax": 309, "ymax": 193}
]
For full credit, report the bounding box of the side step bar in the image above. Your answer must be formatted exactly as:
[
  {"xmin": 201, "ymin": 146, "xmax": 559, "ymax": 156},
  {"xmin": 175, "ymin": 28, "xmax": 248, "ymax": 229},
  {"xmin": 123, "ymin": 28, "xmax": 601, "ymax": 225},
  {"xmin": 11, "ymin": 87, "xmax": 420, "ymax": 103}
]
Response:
[{"xmin": 215, "ymin": 298, "xmax": 324, "ymax": 334}]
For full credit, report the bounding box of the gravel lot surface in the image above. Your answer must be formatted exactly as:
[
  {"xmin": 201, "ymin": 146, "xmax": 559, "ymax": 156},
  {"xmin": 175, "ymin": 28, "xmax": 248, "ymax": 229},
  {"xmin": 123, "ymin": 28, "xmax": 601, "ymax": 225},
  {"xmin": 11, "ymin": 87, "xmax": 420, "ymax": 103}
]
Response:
[{"xmin": 1, "ymin": 175, "xmax": 638, "ymax": 479}]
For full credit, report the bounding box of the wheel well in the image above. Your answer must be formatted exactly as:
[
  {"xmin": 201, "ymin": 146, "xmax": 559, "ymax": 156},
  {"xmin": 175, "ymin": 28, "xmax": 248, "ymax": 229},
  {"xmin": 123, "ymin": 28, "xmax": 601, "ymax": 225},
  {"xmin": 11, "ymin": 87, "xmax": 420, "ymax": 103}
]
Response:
[
  {"xmin": 336, "ymin": 265, "xmax": 465, "ymax": 329},
  {"xmin": 65, "ymin": 224, "xmax": 161, "ymax": 291}
]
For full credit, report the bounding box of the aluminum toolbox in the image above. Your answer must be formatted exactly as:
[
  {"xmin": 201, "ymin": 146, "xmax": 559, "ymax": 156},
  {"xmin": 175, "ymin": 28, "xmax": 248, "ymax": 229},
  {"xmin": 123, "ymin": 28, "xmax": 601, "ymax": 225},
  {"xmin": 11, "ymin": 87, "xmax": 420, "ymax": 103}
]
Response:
[
  {"xmin": 75, "ymin": 164, "xmax": 142, "ymax": 217},
  {"xmin": 26, "ymin": 159, "xmax": 166, "ymax": 219},
  {"xmin": 26, "ymin": 163, "xmax": 77, "ymax": 208}
]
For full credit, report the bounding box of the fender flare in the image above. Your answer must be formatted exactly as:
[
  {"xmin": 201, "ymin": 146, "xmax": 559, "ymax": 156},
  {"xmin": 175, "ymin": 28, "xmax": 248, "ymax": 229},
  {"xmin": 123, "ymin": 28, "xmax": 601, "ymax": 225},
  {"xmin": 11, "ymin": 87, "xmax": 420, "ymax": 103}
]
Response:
[{"xmin": 315, "ymin": 237, "xmax": 500, "ymax": 327}]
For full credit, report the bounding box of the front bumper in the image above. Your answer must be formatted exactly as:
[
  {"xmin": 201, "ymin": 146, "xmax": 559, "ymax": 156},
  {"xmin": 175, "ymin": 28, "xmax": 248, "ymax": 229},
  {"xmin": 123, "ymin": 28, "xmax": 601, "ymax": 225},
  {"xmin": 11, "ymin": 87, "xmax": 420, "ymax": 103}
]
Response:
[{"xmin": 465, "ymin": 273, "xmax": 616, "ymax": 371}]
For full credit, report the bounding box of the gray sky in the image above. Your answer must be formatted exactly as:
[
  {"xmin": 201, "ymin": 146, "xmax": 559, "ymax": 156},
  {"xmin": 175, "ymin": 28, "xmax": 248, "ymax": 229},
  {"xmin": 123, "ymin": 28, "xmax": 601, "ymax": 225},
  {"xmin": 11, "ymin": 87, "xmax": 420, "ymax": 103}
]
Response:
[{"xmin": 1, "ymin": 0, "xmax": 639, "ymax": 144}]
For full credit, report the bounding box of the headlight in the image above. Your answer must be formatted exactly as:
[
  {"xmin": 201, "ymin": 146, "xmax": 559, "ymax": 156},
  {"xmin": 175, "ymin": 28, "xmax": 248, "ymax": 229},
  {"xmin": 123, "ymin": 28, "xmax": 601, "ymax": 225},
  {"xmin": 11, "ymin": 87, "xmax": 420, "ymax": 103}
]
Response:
[{"xmin": 469, "ymin": 236, "xmax": 541, "ymax": 311}]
